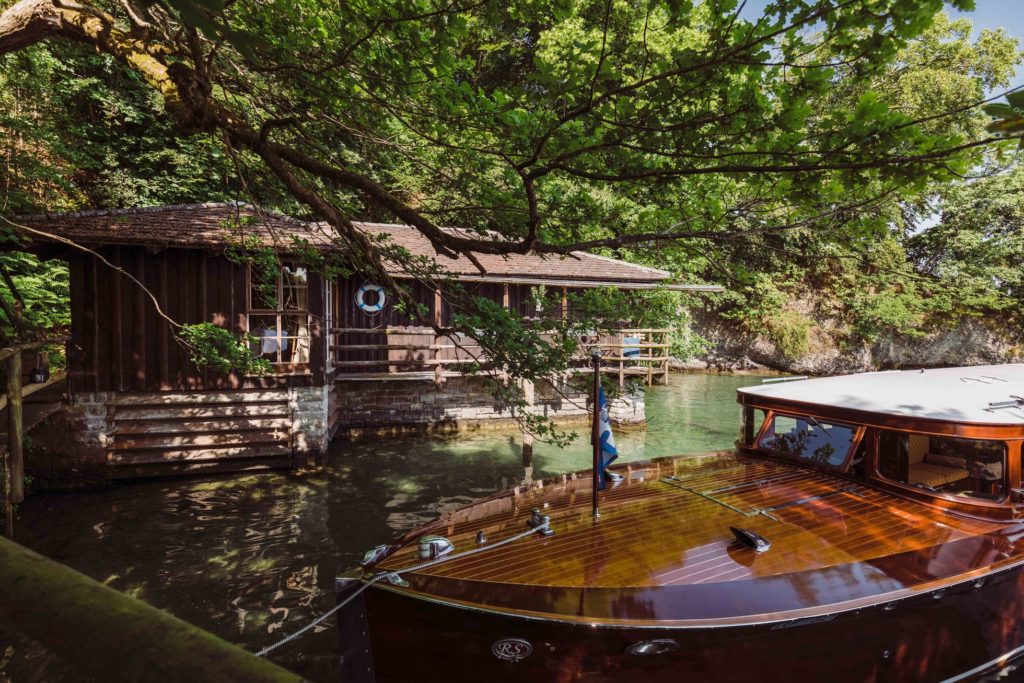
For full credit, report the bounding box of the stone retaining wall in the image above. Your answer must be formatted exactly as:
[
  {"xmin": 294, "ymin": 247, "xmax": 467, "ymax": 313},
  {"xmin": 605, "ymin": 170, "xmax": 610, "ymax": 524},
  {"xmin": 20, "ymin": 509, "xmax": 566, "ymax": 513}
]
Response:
[
  {"xmin": 332, "ymin": 376, "xmax": 599, "ymax": 431},
  {"xmin": 29, "ymin": 376, "xmax": 647, "ymax": 486},
  {"xmin": 331, "ymin": 376, "xmax": 646, "ymax": 433}
]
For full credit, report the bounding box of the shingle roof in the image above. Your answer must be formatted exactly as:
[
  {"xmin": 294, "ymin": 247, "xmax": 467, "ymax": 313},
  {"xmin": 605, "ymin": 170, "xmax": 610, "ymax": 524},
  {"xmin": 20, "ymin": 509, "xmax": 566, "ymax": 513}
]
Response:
[
  {"xmin": 16, "ymin": 202, "xmax": 323, "ymax": 249},
  {"xmin": 354, "ymin": 222, "xmax": 672, "ymax": 284},
  {"xmin": 15, "ymin": 202, "xmax": 712, "ymax": 289}
]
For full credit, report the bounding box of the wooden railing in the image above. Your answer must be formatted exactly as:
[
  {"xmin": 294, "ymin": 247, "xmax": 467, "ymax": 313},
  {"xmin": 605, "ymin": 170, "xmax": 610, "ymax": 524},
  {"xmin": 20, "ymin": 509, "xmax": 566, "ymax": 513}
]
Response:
[
  {"xmin": 328, "ymin": 327, "xmax": 670, "ymax": 385},
  {"xmin": 0, "ymin": 338, "xmax": 68, "ymax": 538},
  {"xmin": 328, "ymin": 327, "xmax": 485, "ymax": 382},
  {"xmin": 588, "ymin": 329, "xmax": 671, "ymax": 387}
]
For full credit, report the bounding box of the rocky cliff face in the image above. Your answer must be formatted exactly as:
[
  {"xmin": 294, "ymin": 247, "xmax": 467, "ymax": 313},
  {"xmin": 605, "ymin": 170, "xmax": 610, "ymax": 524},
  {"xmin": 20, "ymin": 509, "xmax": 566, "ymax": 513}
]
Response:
[{"xmin": 685, "ymin": 311, "xmax": 1021, "ymax": 375}]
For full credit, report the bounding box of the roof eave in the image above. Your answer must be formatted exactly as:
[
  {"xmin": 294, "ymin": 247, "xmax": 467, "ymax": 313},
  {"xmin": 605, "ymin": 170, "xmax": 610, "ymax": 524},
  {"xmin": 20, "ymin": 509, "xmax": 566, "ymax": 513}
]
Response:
[{"xmin": 387, "ymin": 272, "xmax": 723, "ymax": 291}]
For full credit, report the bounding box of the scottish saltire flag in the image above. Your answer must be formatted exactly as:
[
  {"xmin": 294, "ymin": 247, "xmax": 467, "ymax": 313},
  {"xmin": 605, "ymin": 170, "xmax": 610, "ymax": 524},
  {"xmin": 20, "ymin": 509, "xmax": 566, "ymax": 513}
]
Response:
[{"xmin": 596, "ymin": 387, "xmax": 619, "ymax": 490}]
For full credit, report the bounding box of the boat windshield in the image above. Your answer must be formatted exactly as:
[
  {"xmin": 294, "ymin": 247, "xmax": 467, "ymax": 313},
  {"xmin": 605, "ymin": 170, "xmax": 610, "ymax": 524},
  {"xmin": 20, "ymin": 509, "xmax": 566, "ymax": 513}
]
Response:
[{"xmin": 758, "ymin": 414, "xmax": 856, "ymax": 467}]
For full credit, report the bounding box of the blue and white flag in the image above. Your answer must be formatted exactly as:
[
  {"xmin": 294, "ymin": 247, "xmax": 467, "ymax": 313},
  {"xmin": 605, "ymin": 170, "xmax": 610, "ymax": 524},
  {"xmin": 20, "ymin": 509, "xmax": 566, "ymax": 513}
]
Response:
[{"xmin": 596, "ymin": 386, "xmax": 619, "ymax": 490}]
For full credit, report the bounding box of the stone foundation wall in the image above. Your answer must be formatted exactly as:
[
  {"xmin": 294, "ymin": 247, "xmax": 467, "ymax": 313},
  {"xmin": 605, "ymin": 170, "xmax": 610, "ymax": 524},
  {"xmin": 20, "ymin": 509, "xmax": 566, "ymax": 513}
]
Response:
[
  {"xmin": 331, "ymin": 376, "xmax": 647, "ymax": 432},
  {"xmin": 289, "ymin": 386, "xmax": 330, "ymax": 455},
  {"xmin": 65, "ymin": 392, "xmax": 112, "ymax": 459},
  {"xmin": 26, "ymin": 399, "xmax": 111, "ymax": 489},
  {"xmin": 332, "ymin": 376, "xmax": 598, "ymax": 431},
  {"xmin": 28, "ymin": 378, "xmax": 647, "ymax": 485}
]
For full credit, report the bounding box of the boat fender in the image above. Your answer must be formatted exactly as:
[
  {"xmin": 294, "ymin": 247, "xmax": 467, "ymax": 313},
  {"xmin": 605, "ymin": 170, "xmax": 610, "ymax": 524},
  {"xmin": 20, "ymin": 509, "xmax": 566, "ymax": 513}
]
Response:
[
  {"xmin": 355, "ymin": 283, "xmax": 386, "ymax": 314},
  {"xmin": 730, "ymin": 526, "xmax": 770, "ymax": 552}
]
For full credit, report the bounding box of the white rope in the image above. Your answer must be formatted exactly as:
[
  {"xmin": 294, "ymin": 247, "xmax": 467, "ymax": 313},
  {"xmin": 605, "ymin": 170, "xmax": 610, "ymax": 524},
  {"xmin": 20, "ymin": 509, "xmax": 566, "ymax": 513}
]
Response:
[{"xmin": 254, "ymin": 522, "xmax": 550, "ymax": 658}]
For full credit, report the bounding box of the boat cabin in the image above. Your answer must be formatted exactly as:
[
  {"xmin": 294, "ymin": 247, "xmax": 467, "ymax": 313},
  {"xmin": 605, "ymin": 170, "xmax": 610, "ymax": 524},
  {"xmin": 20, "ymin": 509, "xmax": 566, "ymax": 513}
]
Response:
[{"xmin": 737, "ymin": 365, "xmax": 1024, "ymax": 520}]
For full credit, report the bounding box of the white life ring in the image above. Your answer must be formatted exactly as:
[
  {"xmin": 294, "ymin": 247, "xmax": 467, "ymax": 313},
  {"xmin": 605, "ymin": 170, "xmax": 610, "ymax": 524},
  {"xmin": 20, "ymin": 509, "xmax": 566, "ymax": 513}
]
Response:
[{"xmin": 356, "ymin": 283, "xmax": 386, "ymax": 314}]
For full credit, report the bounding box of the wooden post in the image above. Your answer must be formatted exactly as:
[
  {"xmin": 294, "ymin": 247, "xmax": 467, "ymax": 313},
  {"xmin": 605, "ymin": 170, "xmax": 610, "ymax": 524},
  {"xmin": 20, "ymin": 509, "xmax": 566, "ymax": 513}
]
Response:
[
  {"xmin": 521, "ymin": 430, "xmax": 534, "ymax": 485},
  {"xmin": 662, "ymin": 331, "xmax": 670, "ymax": 384},
  {"xmin": 1, "ymin": 350, "xmax": 20, "ymax": 538},
  {"xmin": 591, "ymin": 350, "xmax": 601, "ymax": 521},
  {"xmin": 647, "ymin": 331, "xmax": 653, "ymax": 385},
  {"xmin": 433, "ymin": 288, "xmax": 443, "ymax": 386},
  {"xmin": 7, "ymin": 352, "xmax": 22, "ymax": 505},
  {"xmin": 521, "ymin": 377, "xmax": 535, "ymax": 483},
  {"xmin": 618, "ymin": 333, "xmax": 624, "ymax": 388},
  {"xmin": 1, "ymin": 449, "xmax": 10, "ymax": 539}
]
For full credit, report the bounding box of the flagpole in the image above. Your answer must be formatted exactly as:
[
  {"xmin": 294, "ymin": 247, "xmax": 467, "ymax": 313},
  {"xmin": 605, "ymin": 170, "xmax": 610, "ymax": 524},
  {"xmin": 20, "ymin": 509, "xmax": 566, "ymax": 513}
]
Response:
[{"xmin": 591, "ymin": 348, "xmax": 601, "ymax": 521}]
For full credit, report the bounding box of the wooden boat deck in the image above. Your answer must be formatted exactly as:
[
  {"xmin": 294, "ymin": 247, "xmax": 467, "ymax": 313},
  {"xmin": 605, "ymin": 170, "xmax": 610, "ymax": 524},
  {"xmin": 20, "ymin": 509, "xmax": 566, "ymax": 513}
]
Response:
[{"xmin": 371, "ymin": 452, "xmax": 1021, "ymax": 625}]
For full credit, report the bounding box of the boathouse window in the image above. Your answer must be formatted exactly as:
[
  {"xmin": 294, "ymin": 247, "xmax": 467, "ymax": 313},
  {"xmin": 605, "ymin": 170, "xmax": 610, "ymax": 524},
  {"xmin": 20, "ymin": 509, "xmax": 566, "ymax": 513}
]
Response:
[
  {"xmin": 876, "ymin": 431, "xmax": 1006, "ymax": 499},
  {"xmin": 758, "ymin": 414, "xmax": 855, "ymax": 467},
  {"xmin": 247, "ymin": 263, "xmax": 311, "ymax": 366}
]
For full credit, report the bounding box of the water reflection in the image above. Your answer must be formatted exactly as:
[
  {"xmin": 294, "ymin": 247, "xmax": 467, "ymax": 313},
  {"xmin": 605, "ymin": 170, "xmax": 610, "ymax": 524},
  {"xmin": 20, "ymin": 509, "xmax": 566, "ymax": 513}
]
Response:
[{"xmin": 12, "ymin": 373, "xmax": 764, "ymax": 681}]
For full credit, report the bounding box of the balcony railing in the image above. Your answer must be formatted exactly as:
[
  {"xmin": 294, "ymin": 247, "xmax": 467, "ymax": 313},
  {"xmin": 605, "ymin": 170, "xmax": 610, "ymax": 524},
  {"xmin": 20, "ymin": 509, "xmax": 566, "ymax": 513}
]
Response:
[{"xmin": 328, "ymin": 327, "xmax": 670, "ymax": 385}]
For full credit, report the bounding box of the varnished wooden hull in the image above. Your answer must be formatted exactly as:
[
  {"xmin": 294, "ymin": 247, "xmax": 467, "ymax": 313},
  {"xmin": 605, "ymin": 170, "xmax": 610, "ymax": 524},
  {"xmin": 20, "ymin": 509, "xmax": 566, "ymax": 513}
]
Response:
[
  {"xmin": 355, "ymin": 561, "xmax": 1024, "ymax": 682},
  {"xmin": 338, "ymin": 451, "xmax": 1024, "ymax": 681}
]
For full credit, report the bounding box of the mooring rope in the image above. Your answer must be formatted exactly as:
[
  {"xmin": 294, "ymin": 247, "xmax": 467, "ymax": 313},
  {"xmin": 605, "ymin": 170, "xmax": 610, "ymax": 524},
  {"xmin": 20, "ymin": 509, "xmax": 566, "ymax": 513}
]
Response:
[{"xmin": 254, "ymin": 521, "xmax": 550, "ymax": 658}]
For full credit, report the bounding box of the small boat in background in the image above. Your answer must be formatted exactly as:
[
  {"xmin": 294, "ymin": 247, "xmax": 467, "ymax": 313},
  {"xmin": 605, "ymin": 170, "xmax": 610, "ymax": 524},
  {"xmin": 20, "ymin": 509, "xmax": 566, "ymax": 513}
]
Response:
[{"xmin": 337, "ymin": 364, "xmax": 1024, "ymax": 682}]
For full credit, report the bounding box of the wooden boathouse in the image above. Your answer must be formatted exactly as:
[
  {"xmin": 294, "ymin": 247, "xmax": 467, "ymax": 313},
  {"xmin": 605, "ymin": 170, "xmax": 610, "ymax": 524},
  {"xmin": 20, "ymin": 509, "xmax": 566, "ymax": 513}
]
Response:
[{"xmin": 15, "ymin": 203, "xmax": 714, "ymax": 479}]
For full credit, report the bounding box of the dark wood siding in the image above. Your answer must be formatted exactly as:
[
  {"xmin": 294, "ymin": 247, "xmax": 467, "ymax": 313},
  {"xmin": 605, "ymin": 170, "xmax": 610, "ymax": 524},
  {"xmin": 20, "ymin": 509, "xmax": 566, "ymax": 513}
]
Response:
[
  {"xmin": 506, "ymin": 284, "xmax": 537, "ymax": 318},
  {"xmin": 67, "ymin": 247, "xmax": 325, "ymax": 393},
  {"xmin": 333, "ymin": 277, "xmax": 440, "ymax": 374}
]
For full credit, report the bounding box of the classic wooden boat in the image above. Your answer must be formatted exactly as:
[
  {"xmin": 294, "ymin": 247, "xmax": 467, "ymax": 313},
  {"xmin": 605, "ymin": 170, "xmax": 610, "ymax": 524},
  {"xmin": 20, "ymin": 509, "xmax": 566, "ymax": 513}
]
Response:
[{"xmin": 337, "ymin": 364, "xmax": 1024, "ymax": 682}]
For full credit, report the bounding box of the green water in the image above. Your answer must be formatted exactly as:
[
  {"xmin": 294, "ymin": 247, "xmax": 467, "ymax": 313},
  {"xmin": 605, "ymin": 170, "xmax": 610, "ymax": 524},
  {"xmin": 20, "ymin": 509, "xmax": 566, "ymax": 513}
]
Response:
[{"xmin": 11, "ymin": 373, "xmax": 765, "ymax": 681}]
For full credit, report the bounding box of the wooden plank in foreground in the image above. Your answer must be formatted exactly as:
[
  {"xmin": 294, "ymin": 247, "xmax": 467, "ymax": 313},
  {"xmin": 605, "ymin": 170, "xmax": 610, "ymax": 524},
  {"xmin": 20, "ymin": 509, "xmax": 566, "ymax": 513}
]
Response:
[{"xmin": 0, "ymin": 537, "xmax": 301, "ymax": 683}]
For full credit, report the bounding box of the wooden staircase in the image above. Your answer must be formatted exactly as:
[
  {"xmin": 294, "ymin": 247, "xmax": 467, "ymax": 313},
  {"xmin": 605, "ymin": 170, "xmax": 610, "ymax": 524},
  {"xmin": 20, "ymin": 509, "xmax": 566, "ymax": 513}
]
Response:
[{"xmin": 106, "ymin": 391, "xmax": 294, "ymax": 478}]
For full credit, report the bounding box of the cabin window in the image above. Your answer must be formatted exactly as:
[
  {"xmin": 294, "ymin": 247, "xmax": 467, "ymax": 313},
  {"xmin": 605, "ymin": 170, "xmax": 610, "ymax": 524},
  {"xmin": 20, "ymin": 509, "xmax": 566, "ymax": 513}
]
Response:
[
  {"xmin": 876, "ymin": 431, "xmax": 1006, "ymax": 500},
  {"xmin": 758, "ymin": 414, "xmax": 856, "ymax": 467},
  {"xmin": 247, "ymin": 263, "xmax": 310, "ymax": 366}
]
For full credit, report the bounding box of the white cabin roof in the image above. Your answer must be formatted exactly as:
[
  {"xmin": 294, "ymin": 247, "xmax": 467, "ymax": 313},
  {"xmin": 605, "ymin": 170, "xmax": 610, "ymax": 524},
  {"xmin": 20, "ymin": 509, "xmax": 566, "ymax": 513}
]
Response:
[{"xmin": 737, "ymin": 364, "xmax": 1024, "ymax": 426}]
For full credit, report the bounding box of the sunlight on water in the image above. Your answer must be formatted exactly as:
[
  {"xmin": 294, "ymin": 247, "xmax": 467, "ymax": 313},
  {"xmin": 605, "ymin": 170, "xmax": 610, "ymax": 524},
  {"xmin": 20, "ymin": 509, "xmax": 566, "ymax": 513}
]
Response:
[{"xmin": 12, "ymin": 373, "xmax": 765, "ymax": 681}]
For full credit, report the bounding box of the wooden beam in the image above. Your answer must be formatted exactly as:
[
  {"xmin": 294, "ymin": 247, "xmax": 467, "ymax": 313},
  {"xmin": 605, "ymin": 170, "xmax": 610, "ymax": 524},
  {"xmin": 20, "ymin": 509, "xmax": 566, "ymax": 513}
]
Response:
[
  {"xmin": 6, "ymin": 352, "xmax": 22, "ymax": 505},
  {"xmin": 199, "ymin": 251, "xmax": 209, "ymax": 389},
  {"xmin": 135, "ymin": 249, "xmax": 147, "ymax": 391},
  {"xmin": 0, "ymin": 369, "xmax": 66, "ymax": 414},
  {"xmin": 158, "ymin": 255, "xmax": 169, "ymax": 389},
  {"xmin": 0, "ymin": 338, "xmax": 70, "ymax": 363},
  {"xmin": 0, "ymin": 536, "xmax": 301, "ymax": 683},
  {"xmin": 0, "ymin": 447, "xmax": 9, "ymax": 538},
  {"xmin": 433, "ymin": 288, "xmax": 443, "ymax": 385},
  {"xmin": 90, "ymin": 256, "xmax": 100, "ymax": 393},
  {"xmin": 112, "ymin": 247, "xmax": 124, "ymax": 392}
]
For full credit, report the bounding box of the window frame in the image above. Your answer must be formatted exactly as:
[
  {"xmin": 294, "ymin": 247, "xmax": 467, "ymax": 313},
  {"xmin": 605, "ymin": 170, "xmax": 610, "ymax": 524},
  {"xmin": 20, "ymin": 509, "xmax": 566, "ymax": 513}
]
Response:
[
  {"xmin": 245, "ymin": 262, "xmax": 312, "ymax": 371},
  {"xmin": 871, "ymin": 429, "xmax": 1010, "ymax": 504},
  {"xmin": 754, "ymin": 410, "xmax": 863, "ymax": 472}
]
